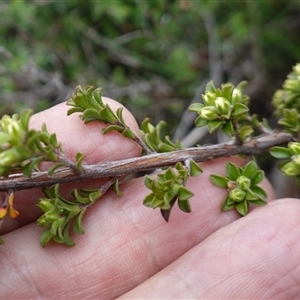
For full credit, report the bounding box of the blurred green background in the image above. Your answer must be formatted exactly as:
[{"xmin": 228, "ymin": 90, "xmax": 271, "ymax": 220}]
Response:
[{"xmin": 0, "ymin": 0, "xmax": 300, "ymax": 196}]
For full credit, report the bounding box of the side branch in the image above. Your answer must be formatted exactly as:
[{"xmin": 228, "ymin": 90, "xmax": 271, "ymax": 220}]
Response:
[{"xmin": 0, "ymin": 131, "xmax": 293, "ymax": 192}]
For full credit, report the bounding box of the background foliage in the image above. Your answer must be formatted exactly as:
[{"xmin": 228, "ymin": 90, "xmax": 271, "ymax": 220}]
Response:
[{"xmin": 0, "ymin": 0, "xmax": 300, "ymax": 196}]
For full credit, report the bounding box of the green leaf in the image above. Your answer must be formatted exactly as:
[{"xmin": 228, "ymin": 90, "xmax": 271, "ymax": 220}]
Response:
[
  {"xmin": 232, "ymin": 103, "xmax": 249, "ymax": 117},
  {"xmin": 112, "ymin": 180, "xmax": 122, "ymax": 197},
  {"xmin": 22, "ymin": 157, "xmax": 43, "ymax": 177},
  {"xmin": 251, "ymin": 186, "xmax": 267, "ymax": 199},
  {"xmin": 102, "ymin": 125, "xmax": 123, "ymax": 134},
  {"xmin": 62, "ymin": 221, "xmax": 75, "ymax": 246},
  {"xmin": 251, "ymin": 170, "xmax": 265, "ymax": 185},
  {"xmin": 221, "ymin": 196, "xmax": 236, "ymax": 211},
  {"xmin": 189, "ymin": 159, "xmax": 203, "ymax": 177},
  {"xmin": 143, "ymin": 193, "xmax": 155, "ymax": 207},
  {"xmin": 40, "ymin": 229, "xmax": 54, "ymax": 248},
  {"xmin": 269, "ymin": 146, "xmax": 291, "ymax": 159},
  {"xmin": 76, "ymin": 152, "xmax": 85, "ymax": 172},
  {"xmin": 122, "ymin": 128, "xmax": 136, "ymax": 140},
  {"xmin": 248, "ymin": 198, "xmax": 267, "ymax": 206},
  {"xmin": 242, "ymin": 161, "xmax": 258, "ymax": 179},
  {"xmin": 178, "ymin": 186, "xmax": 194, "ymax": 201},
  {"xmin": 210, "ymin": 174, "xmax": 229, "ymax": 188},
  {"xmin": 48, "ymin": 163, "xmax": 66, "ymax": 176},
  {"xmin": 239, "ymin": 125, "xmax": 254, "ymax": 142},
  {"xmin": 235, "ymin": 200, "xmax": 249, "ymax": 216},
  {"xmin": 207, "ymin": 120, "xmax": 224, "ymax": 133},
  {"xmin": 188, "ymin": 103, "xmax": 205, "ymax": 112},
  {"xmin": 89, "ymin": 190, "xmax": 102, "ymax": 202},
  {"xmin": 194, "ymin": 116, "xmax": 208, "ymax": 127},
  {"xmin": 221, "ymin": 121, "xmax": 234, "ymax": 136},
  {"xmin": 226, "ymin": 162, "xmax": 241, "ymax": 180},
  {"xmin": 73, "ymin": 209, "xmax": 86, "ymax": 234},
  {"xmin": 81, "ymin": 108, "xmax": 101, "ymax": 123},
  {"xmin": 178, "ymin": 199, "xmax": 191, "ymax": 213}
]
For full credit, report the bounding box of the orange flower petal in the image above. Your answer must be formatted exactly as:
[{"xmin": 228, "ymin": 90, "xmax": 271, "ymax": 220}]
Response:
[{"xmin": 0, "ymin": 208, "xmax": 7, "ymax": 219}]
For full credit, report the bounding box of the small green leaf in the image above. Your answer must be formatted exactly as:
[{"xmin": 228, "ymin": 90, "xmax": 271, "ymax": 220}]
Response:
[
  {"xmin": 207, "ymin": 120, "xmax": 224, "ymax": 133},
  {"xmin": 122, "ymin": 128, "xmax": 136, "ymax": 140},
  {"xmin": 269, "ymin": 146, "xmax": 291, "ymax": 159},
  {"xmin": 62, "ymin": 221, "xmax": 75, "ymax": 247},
  {"xmin": 102, "ymin": 125, "xmax": 123, "ymax": 134},
  {"xmin": 48, "ymin": 163, "xmax": 66, "ymax": 176},
  {"xmin": 89, "ymin": 190, "xmax": 102, "ymax": 202},
  {"xmin": 73, "ymin": 209, "xmax": 86, "ymax": 234},
  {"xmin": 189, "ymin": 160, "xmax": 203, "ymax": 177},
  {"xmin": 242, "ymin": 161, "xmax": 258, "ymax": 179},
  {"xmin": 239, "ymin": 125, "xmax": 254, "ymax": 142},
  {"xmin": 40, "ymin": 229, "xmax": 54, "ymax": 248},
  {"xmin": 221, "ymin": 121, "xmax": 234, "ymax": 136},
  {"xmin": 251, "ymin": 186, "xmax": 267, "ymax": 199},
  {"xmin": 178, "ymin": 186, "xmax": 194, "ymax": 201},
  {"xmin": 210, "ymin": 174, "xmax": 229, "ymax": 188},
  {"xmin": 76, "ymin": 152, "xmax": 85, "ymax": 172},
  {"xmin": 251, "ymin": 170, "xmax": 265, "ymax": 185},
  {"xmin": 221, "ymin": 196, "xmax": 236, "ymax": 211},
  {"xmin": 189, "ymin": 103, "xmax": 205, "ymax": 112},
  {"xmin": 194, "ymin": 116, "xmax": 208, "ymax": 127},
  {"xmin": 248, "ymin": 198, "xmax": 267, "ymax": 206},
  {"xmin": 112, "ymin": 180, "xmax": 122, "ymax": 197},
  {"xmin": 232, "ymin": 103, "xmax": 249, "ymax": 117},
  {"xmin": 235, "ymin": 200, "xmax": 249, "ymax": 216},
  {"xmin": 143, "ymin": 193, "xmax": 155, "ymax": 207},
  {"xmin": 226, "ymin": 162, "xmax": 241, "ymax": 180},
  {"xmin": 178, "ymin": 199, "xmax": 191, "ymax": 213}
]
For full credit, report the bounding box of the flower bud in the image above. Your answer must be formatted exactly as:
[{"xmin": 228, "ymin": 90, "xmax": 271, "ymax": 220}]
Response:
[
  {"xmin": 281, "ymin": 161, "xmax": 300, "ymax": 176},
  {"xmin": 202, "ymin": 92, "xmax": 216, "ymax": 106},
  {"xmin": 292, "ymin": 155, "xmax": 300, "ymax": 167},
  {"xmin": 288, "ymin": 142, "xmax": 300, "ymax": 155},
  {"xmin": 294, "ymin": 63, "xmax": 300, "ymax": 74},
  {"xmin": 200, "ymin": 106, "xmax": 217, "ymax": 120},
  {"xmin": 236, "ymin": 175, "xmax": 251, "ymax": 190},
  {"xmin": 0, "ymin": 148, "xmax": 22, "ymax": 167},
  {"xmin": 38, "ymin": 200, "xmax": 54, "ymax": 211},
  {"xmin": 229, "ymin": 188, "xmax": 246, "ymax": 202},
  {"xmin": 215, "ymin": 97, "xmax": 232, "ymax": 116}
]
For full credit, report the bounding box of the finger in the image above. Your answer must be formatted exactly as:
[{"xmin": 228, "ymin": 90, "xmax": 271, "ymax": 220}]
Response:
[
  {"xmin": 119, "ymin": 198, "xmax": 300, "ymax": 299},
  {"xmin": 0, "ymin": 157, "xmax": 274, "ymax": 299},
  {"xmin": 1, "ymin": 99, "xmax": 142, "ymax": 233}
]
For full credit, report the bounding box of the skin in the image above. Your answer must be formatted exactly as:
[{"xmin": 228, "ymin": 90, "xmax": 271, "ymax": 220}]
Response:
[{"xmin": 0, "ymin": 100, "xmax": 300, "ymax": 299}]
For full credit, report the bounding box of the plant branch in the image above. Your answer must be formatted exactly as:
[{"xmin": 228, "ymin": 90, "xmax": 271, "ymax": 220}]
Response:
[{"xmin": 0, "ymin": 131, "xmax": 293, "ymax": 192}]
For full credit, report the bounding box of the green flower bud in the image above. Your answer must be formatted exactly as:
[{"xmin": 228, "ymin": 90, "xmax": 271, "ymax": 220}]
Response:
[
  {"xmin": 38, "ymin": 199, "xmax": 54, "ymax": 212},
  {"xmin": 200, "ymin": 106, "xmax": 217, "ymax": 120},
  {"xmin": 202, "ymin": 92, "xmax": 216, "ymax": 106},
  {"xmin": 294, "ymin": 63, "xmax": 300, "ymax": 75},
  {"xmin": 283, "ymin": 79, "xmax": 299, "ymax": 91},
  {"xmin": 236, "ymin": 175, "xmax": 251, "ymax": 190},
  {"xmin": 281, "ymin": 161, "xmax": 300, "ymax": 176},
  {"xmin": 292, "ymin": 155, "xmax": 300, "ymax": 167},
  {"xmin": 0, "ymin": 148, "xmax": 23, "ymax": 167},
  {"xmin": 1, "ymin": 115, "xmax": 23, "ymax": 137},
  {"xmin": 215, "ymin": 97, "xmax": 232, "ymax": 116},
  {"xmin": 288, "ymin": 142, "xmax": 300, "ymax": 155},
  {"xmin": 229, "ymin": 188, "xmax": 246, "ymax": 202}
]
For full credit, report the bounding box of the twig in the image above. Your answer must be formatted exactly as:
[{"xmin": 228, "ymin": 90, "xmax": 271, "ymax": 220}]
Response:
[{"xmin": 0, "ymin": 131, "xmax": 293, "ymax": 192}]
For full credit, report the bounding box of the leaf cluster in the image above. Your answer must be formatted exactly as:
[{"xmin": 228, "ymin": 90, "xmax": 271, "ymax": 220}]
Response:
[
  {"xmin": 210, "ymin": 161, "xmax": 266, "ymax": 216},
  {"xmin": 0, "ymin": 109, "xmax": 61, "ymax": 177},
  {"xmin": 189, "ymin": 81, "xmax": 250, "ymax": 138},
  {"xmin": 37, "ymin": 185, "xmax": 101, "ymax": 247},
  {"xmin": 140, "ymin": 118, "xmax": 184, "ymax": 153},
  {"xmin": 67, "ymin": 85, "xmax": 137, "ymax": 140},
  {"xmin": 143, "ymin": 160, "xmax": 202, "ymax": 221}
]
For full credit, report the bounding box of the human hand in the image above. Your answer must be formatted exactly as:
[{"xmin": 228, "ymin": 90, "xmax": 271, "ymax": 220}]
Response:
[{"xmin": 1, "ymin": 100, "xmax": 299, "ymax": 299}]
